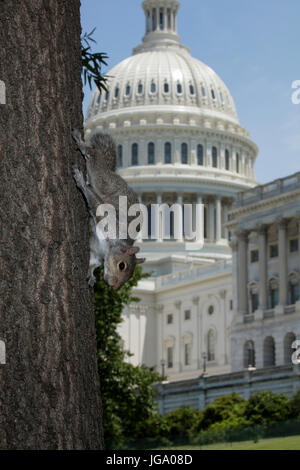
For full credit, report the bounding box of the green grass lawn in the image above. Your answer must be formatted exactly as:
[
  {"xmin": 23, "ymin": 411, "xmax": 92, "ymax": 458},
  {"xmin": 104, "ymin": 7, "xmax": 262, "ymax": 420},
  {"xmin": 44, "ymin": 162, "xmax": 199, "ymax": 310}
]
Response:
[{"xmin": 155, "ymin": 435, "xmax": 300, "ymax": 450}]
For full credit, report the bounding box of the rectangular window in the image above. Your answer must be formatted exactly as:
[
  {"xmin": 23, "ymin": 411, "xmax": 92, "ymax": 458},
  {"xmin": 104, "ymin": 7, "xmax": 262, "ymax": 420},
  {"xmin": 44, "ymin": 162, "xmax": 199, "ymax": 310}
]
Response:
[
  {"xmin": 270, "ymin": 244, "xmax": 278, "ymax": 258},
  {"xmin": 184, "ymin": 310, "xmax": 191, "ymax": 321},
  {"xmin": 167, "ymin": 314, "xmax": 173, "ymax": 325},
  {"xmin": 251, "ymin": 293, "xmax": 259, "ymax": 313},
  {"xmin": 251, "ymin": 249, "xmax": 259, "ymax": 263},
  {"xmin": 290, "ymin": 239, "xmax": 299, "ymax": 253},
  {"xmin": 184, "ymin": 344, "xmax": 191, "ymax": 366},
  {"xmin": 270, "ymin": 288, "xmax": 279, "ymax": 308},
  {"xmin": 167, "ymin": 347, "xmax": 173, "ymax": 368}
]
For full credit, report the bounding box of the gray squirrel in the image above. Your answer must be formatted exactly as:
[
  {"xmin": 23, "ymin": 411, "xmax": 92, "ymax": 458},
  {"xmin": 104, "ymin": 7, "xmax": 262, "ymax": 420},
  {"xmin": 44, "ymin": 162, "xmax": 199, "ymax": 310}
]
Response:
[{"xmin": 72, "ymin": 129, "xmax": 145, "ymax": 290}]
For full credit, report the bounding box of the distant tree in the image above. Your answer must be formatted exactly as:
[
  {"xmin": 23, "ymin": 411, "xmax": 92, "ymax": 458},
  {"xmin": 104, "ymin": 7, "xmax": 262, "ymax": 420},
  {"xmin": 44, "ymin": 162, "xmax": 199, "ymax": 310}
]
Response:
[{"xmin": 94, "ymin": 266, "xmax": 163, "ymax": 448}]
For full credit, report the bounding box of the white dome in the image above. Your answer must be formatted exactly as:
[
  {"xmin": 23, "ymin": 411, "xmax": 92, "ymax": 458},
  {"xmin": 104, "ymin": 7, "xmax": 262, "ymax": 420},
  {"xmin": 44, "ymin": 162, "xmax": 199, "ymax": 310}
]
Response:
[
  {"xmin": 86, "ymin": 0, "xmax": 240, "ymax": 126},
  {"xmin": 87, "ymin": 46, "xmax": 238, "ymax": 124}
]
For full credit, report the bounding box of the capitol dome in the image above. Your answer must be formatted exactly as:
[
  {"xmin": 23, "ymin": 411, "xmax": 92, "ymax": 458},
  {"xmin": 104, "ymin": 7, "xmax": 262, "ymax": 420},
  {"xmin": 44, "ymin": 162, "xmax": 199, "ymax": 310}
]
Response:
[{"xmin": 85, "ymin": 0, "xmax": 258, "ymax": 268}]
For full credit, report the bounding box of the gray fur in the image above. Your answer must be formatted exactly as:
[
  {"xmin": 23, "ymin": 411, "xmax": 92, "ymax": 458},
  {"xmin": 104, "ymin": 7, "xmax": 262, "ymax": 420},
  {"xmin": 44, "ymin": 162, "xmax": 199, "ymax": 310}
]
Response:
[{"xmin": 72, "ymin": 129, "xmax": 145, "ymax": 289}]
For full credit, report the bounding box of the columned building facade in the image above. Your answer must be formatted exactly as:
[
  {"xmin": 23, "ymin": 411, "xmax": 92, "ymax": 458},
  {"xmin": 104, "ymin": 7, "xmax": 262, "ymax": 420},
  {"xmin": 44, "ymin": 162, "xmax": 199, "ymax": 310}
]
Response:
[{"xmin": 227, "ymin": 173, "xmax": 300, "ymax": 372}]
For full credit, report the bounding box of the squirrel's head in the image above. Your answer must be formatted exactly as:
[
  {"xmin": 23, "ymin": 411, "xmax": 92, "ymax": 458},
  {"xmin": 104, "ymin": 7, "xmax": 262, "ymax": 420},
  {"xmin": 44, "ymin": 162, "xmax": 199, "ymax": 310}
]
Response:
[{"xmin": 104, "ymin": 246, "xmax": 145, "ymax": 291}]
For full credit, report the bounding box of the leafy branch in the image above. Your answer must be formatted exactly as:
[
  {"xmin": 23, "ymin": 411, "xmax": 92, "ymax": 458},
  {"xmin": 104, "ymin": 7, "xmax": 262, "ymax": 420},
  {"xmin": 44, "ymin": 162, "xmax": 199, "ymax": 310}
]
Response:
[{"xmin": 81, "ymin": 28, "xmax": 109, "ymax": 93}]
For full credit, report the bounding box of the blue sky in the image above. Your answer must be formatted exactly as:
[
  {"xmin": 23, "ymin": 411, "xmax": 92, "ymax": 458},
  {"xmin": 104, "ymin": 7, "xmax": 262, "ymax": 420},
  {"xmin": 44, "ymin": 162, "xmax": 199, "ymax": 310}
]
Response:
[{"xmin": 80, "ymin": 0, "xmax": 300, "ymax": 184}]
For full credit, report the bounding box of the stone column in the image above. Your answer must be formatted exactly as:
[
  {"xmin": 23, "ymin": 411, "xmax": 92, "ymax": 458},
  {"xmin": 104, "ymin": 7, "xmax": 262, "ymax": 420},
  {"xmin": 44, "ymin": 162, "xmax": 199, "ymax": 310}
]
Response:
[
  {"xmin": 124, "ymin": 140, "xmax": 129, "ymax": 167},
  {"xmin": 237, "ymin": 231, "xmax": 249, "ymax": 315},
  {"xmin": 156, "ymin": 7, "xmax": 159, "ymax": 30},
  {"xmin": 137, "ymin": 194, "xmax": 143, "ymax": 242},
  {"xmin": 196, "ymin": 194, "xmax": 204, "ymax": 244},
  {"xmin": 258, "ymin": 225, "xmax": 268, "ymax": 310},
  {"xmin": 157, "ymin": 138, "xmax": 163, "ymax": 165},
  {"xmin": 191, "ymin": 139, "xmax": 197, "ymax": 165},
  {"xmin": 174, "ymin": 139, "xmax": 180, "ymax": 164},
  {"xmin": 220, "ymin": 145, "xmax": 225, "ymax": 170},
  {"xmin": 208, "ymin": 198, "xmax": 215, "ymax": 241},
  {"xmin": 155, "ymin": 194, "xmax": 162, "ymax": 242},
  {"xmin": 219, "ymin": 290, "xmax": 227, "ymax": 365},
  {"xmin": 176, "ymin": 194, "xmax": 183, "ymax": 242},
  {"xmin": 216, "ymin": 196, "xmax": 222, "ymax": 242},
  {"xmin": 193, "ymin": 297, "xmax": 201, "ymax": 369},
  {"xmin": 156, "ymin": 304, "xmax": 164, "ymax": 370},
  {"xmin": 206, "ymin": 143, "xmax": 212, "ymax": 167},
  {"xmin": 175, "ymin": 301, "xmax": 182, "ymax": 372},
  {"xmin": 140, "ymin": 139, "xmax": 146, "ymax": 166},
  {"xmin": 163, "ymin": 6, "xmax": 167, "ymax": 31},
  {"xmin": 278, "ymin": 219, "xmax": 288, "ymax": 306}
]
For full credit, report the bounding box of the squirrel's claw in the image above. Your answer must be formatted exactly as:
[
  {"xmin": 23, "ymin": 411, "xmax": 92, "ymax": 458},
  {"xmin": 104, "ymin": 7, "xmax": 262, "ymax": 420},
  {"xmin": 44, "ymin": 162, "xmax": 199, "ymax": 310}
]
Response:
[
  {"xmin": 72, "ymin": 129, "xmax": 81, "ymax": 144},
  {"xmin": 87, "ymin": 275, "xmax": 96, "ymax": 288},
  {"xmin": 72, "ymin": 165, "xmax": 85, "ymax": 189}
]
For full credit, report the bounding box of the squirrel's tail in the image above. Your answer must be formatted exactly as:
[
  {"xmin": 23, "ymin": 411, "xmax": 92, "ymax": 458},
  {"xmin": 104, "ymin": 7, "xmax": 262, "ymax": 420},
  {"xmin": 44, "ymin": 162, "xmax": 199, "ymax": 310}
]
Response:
[{"xmin": 89, "ymin": 132, "xmax": 116, "ymax": 172}]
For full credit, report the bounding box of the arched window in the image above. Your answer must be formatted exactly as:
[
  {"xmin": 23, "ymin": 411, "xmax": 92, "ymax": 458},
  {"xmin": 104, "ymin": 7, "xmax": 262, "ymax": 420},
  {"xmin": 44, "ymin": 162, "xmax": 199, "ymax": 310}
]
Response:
[
  {"xmin": 150, "ymin": 81, "xmax": 156, "ymax": 93},
  {"xmin": 207, "ymin": 329, "xmax": 216, "ymax": 361},
  {"xmin": 189, "ymin": 84, "xmax": 195, "ymax": 95},
  {"xmin": 105, "ymin": 90, "xmax": 109, "ymax": 101},
  {"xmin": 269, "ymin": 278, "xmax": 279, "ymax": 309},
  {"xmin": 125, "ymin": 84, "xmax": 131, "ymax": 96},
  {"xmin": 148, "ymin": 142, "xmax": 155, "ymax": 165},
  {"xmin": 177, "ymin": 83, "xmax": 183, "ymax": 94},
  {"xmin": 114, "ymin": 86, "xmax": 119, "ymax": 98},
  {"xmin": 201, "ymin": 86, "xmax": 206, "ymax": 97},
  {"xmin": 131, "ymin": 143, "xmax": 138, "ymax": 166},
  {"xmin": 288, "ymin": 273, "xmax": 300, "ymax": 305},
  {"xmin": 244, "ymin": 340, "xmax": 255, "ymax": 368},
  {"xmin": 225, "ymin": 149, "xmax": 230, "ymax": 170},
  {"xmin": 163, "ymin": 82, "xmax": 169, "ymax": 93},
  {"xmin": 164, "ymin": 142, "xmax": 172, "ymax": 164},
  {"xmin": 181, "ymin": 143, "xmax": 188, "ymax": 164},
  {"xmin": 212, "ymin": 146, "xmax": 218, "ymax": 168},
  {"xmin": 137, "ymin": 82, "xmax": 143, "ymax": 94},
  {"xmin": 211, "ymin": 89, "xmax": 216, "ymax": 100},
  {"xmin": 284, "ymin": 332, "xmax": 296, "ymax": 365},
  {"xmin": 197, "ymin": 144, "xmax": 203, "ymax": 165},
  {"xmin": 236, "ymin": 153, "xmax": 240, "ymax": 173},
  {"xmin": 117, "ymin": 145, "xmax": 123, "ymax": 167},
  {"xmin": 263, "ymin": 336, "xmax": 276, "ymax": 367}
]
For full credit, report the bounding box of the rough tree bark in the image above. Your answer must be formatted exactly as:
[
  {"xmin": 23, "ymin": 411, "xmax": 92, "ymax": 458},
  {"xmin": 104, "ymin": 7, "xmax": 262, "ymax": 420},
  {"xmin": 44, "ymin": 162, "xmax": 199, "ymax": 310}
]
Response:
[{"xmin": 0, "ymin": 1, "xmax": 103, "ymax": 449}]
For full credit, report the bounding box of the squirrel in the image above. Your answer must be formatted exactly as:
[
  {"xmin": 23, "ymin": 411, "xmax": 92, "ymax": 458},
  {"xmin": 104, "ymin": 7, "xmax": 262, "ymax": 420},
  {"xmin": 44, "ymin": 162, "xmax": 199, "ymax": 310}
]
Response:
[{"xmin": 72, "ymin": 129, "xmax": 145, "ymax": 290}]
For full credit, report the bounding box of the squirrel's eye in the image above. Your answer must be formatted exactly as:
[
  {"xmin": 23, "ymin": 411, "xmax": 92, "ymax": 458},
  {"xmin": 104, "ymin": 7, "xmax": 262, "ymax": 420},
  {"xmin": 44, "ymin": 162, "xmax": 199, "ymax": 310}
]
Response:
[{"xmin": 118, "ymin": 261, "xmax": 126, "ymax": 271}]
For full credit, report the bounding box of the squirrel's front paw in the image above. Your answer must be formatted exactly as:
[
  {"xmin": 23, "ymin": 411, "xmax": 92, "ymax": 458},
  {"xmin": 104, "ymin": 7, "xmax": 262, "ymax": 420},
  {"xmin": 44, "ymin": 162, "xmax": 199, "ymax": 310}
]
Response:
[
  {"xmin": 72, "ymin": 165, "xmax": 85, "ymax": 189},
  {"xmin": 72, "ymin": 129, "xmax": 81, "ymax": 144},
  {"xmin": 87, "ymin": 275, "xmax": 96, "ymax": 288}
]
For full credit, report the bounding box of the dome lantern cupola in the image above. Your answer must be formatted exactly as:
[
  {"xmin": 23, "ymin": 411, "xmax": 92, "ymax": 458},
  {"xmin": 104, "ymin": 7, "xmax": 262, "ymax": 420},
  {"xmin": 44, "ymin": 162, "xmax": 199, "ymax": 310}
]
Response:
[{"xmin": 141, "ymin": 0, "xmax": 180, "ymax": 46}]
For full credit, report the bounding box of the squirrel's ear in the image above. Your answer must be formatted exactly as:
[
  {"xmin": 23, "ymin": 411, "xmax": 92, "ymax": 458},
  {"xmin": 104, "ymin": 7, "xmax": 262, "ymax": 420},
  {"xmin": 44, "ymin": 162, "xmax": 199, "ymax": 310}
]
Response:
[
  {"xmin": 136, "ymin": 257, "xmax": 146, "ymax": 264},
  {"xmin": 121, "ymin": 246, "xmax": 140, "ymax": 255}
]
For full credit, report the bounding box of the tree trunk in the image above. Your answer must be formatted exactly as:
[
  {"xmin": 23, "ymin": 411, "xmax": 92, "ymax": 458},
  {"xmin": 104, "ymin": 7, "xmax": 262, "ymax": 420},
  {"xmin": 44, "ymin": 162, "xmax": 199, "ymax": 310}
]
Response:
[{"xmin": 0, "ymin": 0, "xmax": 103, "ymax": 449}]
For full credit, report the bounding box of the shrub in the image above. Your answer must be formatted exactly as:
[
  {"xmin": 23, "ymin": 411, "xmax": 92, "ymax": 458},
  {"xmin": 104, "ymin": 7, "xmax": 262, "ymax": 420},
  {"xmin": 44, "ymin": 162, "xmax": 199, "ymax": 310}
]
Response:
[
  {"xmin": 165, "ymin": 407, "xmax": 202, "ymax": 440},
  {"xmin": 244, "ymin": 391, "xmax": 292, "ymax": 425},
  {"xmin": 194, "ymin": 392, "xmax": 247, "ymax": 432}
]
